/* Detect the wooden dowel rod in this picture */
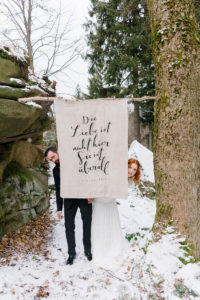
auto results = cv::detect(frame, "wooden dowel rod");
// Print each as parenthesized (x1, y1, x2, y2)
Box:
(18, 96, 157, 103)
(18, 96, 64, 102)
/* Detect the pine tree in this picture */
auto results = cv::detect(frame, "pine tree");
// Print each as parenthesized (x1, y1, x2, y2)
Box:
(85, 0, 155, 143)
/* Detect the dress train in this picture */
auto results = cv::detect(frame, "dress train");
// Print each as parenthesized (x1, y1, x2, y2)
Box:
(91, 197, 127, 270)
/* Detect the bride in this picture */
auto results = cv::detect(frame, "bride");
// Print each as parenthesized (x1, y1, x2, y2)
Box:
(89, 158, 141, 270)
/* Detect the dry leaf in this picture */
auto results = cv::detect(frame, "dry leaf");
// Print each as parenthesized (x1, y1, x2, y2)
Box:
(54, 270, 59, 276)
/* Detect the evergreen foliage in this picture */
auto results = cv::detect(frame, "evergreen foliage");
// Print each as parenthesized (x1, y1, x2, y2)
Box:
(85, 0, 200, 127)
(84, 0, 155, 125)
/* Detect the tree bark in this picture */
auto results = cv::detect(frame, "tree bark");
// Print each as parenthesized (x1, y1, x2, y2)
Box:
(148, 0, 200, 255)
(133, 102, 141, 142)
(128, 102, 141, 147)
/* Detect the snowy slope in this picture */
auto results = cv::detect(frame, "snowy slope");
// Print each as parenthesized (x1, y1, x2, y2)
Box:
(0, 142, 200, 299)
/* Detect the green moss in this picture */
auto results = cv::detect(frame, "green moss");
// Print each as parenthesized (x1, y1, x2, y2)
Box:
(165, 0, 176, 10)
(4, 162, 33, 187)
(0, 204, 4, 219)
(160, 94, 167, 105)
(0, 49, 11, 59)
(142, 239, 153, 254)
(173, 284, 198, 298)
(178, 242, 200, 264)
(168, 220, 173, 226)
(0, 49, 27, 68)
(125, 232, 144, 242)
(148, 0, 200, 71)
(155, 199, 172, 222)
(28, 81, 35, 86)
(0, 86, 27, 100)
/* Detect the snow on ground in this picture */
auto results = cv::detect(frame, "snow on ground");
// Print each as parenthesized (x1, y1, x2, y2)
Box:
(0, 142, 200, 299)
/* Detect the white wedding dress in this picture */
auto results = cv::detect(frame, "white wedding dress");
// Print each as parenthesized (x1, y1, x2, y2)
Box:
(91, 197, 127, 270)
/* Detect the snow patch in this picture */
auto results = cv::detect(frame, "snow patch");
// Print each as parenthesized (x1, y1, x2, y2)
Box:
(9, 78, 23, 85)
(128, 102, 134, 114)
(25, 101, 42, 109)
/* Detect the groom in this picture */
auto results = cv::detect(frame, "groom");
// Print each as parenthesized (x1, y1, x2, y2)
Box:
(45, 146, 93, 265)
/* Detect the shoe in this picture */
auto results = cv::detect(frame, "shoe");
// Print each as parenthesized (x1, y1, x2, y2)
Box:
(66, 255, 76, 265)
(85, 252, 92, 261)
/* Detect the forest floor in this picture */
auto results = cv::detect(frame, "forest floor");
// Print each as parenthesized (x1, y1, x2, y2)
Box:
(0, 142, 200, 300)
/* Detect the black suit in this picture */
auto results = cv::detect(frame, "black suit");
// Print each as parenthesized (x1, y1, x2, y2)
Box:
(53, 163, 92, 256)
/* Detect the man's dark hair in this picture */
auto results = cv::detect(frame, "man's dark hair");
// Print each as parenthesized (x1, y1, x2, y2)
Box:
(44, 146, 57, 157)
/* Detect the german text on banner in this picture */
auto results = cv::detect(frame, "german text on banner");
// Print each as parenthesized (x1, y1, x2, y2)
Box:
(54, 99, 128, 198)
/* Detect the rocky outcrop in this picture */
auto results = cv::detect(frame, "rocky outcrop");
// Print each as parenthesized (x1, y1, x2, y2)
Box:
(0, 163, 49, 239)
(0, 99, 42, 141)
(0, 46, 55, 239)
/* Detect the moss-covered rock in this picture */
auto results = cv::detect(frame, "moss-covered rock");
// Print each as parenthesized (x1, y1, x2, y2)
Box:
(0, 86, 27, 100)
(4, 209, 37, 235)
(0, 157, 11, 182)
(0, 99, 42, 140)
(12, 140, 43, 168)
(0, 56, 28, 84)
(0, 163, 49, 239)
(0, 46, 55, 240)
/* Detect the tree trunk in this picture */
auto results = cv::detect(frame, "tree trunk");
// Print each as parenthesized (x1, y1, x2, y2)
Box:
(128, 102, 141, 147)
(26, 0, 34, 74)
(133, 102, 141, 142)
(148, 0, 200, 255)
(148, 125, 153, 152)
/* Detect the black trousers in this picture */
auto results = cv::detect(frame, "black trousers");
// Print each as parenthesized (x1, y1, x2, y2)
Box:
(64, 199, 92, 256)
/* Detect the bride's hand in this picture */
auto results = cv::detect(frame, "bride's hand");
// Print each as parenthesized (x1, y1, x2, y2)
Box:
(88, 198, 94, 204)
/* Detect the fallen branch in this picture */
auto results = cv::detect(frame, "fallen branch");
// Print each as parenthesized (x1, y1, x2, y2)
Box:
(101, 268, 125, 282)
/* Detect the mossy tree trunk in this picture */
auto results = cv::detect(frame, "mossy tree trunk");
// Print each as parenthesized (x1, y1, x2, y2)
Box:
(147, 0, 200, 255)
(133, 102, 141, 143)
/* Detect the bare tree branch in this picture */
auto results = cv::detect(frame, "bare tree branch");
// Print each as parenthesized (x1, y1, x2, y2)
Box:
(0, 0, 82, 77)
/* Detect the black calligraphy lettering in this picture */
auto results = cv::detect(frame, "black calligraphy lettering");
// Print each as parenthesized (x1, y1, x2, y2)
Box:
(106, 121, 112, 133)
(78, 151, 83, 165)
(71, 125, 80, 137)
(99, 148, 103, 160)
(104, 161, 109, 175)
(93, 134, 98, 147)
(83, 116, 89, 124)
(87, 137, 92, 151)
(83, 161, 89, 174)
(71, 115, 111, 176)
(89, 122, 97, 135)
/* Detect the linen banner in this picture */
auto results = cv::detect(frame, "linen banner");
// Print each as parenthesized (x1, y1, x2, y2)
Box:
(54, 99, 128, 198)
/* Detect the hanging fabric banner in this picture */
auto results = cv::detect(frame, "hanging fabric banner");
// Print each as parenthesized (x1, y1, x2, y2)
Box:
(54, 99, 128, 198)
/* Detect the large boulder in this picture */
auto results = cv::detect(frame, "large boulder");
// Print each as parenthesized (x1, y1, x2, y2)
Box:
(0, 99, 42, 140)
(0, 54, 28, 85)
(0, 163, 49, 239)
(0, 86, 27, 100)
(0, 46, 56, 239)
(12, 140, 43, 168)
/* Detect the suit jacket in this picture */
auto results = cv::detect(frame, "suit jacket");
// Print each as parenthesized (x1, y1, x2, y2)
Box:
(53, 163, 63, 211)
(52, 163, 88, 210)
